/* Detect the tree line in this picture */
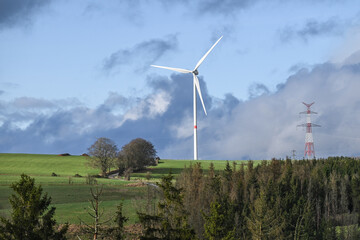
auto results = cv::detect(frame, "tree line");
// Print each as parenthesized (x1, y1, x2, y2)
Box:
(87, 137, 157, 178)
(139, 157, 360, 239)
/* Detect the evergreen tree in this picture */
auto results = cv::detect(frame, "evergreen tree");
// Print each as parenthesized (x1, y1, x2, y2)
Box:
(208, 162, 215, 178)
(302, 180, 318, 240)
(177, 163, 208, 237)
(246, 189, 284, 240)
(138, 173, 196, 240)
(352, 174, 360, 224)
(203, 200, 235, 240)
(223, 161, 233, 183)
(106, 203, 129, 240)
(0, 174, 68, 240)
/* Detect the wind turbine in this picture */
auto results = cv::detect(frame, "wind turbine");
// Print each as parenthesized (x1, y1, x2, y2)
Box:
(151, 36, 223, 160)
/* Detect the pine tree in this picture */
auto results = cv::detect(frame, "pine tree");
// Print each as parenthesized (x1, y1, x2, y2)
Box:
(178, 163, 207, 237)
(351, 174, 360, 225)
(246, 189, 284, 240)
(106, 203, 129, 240)
(203, 200, 235, 240)
(223, 161, 233, 182)
(0, 174, 68, 240)
(138, 173, 196, 240)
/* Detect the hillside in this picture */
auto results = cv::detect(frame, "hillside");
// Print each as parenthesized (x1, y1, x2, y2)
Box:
(0, 153, 242, 224)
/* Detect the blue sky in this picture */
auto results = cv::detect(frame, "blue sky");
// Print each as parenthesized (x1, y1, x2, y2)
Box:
(1, 0, 360, 160)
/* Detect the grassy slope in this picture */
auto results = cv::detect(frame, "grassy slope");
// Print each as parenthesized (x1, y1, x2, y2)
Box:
(0, 153, 98, 176)
(0, 153, 254, 225)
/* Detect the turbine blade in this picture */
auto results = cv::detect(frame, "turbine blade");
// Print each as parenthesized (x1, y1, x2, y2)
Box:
(193, 74, 207, 115)
(151, 65, 192, 74)
(194, 36, 223, 71)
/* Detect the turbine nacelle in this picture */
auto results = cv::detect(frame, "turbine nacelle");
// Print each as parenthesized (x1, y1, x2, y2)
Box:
(193, 69, 199, 75)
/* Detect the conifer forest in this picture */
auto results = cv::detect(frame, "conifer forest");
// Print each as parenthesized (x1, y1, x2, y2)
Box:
(141, 157, 360, 240)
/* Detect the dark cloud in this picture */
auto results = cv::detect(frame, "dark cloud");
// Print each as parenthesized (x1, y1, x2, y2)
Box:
(275, 83, 285, 91)
(198, 0, 257, 15)
(89, 0, 257, 19)
(0, 0, 51, 30)
(103, 35, 178, 73)
(3, 50, 360, 159)
(248, 83, 270, 99)
(280, 17, 345, 43)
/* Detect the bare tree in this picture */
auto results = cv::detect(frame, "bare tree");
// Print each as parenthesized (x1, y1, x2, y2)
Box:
(88, 137, 118, 177)
(89, 187, 102, 240)
(79, 186, 109, 240)
(78, 186, 128, 240)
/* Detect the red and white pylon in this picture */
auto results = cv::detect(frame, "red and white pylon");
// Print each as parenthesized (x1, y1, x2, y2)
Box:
(297, 102, 320, 158)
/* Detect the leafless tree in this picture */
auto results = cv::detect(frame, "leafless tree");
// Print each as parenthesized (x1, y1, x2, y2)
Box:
(88, 137, 118, 177)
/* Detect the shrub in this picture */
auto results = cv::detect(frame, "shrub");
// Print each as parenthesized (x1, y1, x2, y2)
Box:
(146, 171, 151, 181)
(59, 153, 71, 156)
(86, 174, 97, 185)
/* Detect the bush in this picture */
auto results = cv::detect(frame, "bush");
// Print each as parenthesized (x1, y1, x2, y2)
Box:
(146, 171, 151, 181)
(59, 153, 71, 156)
(74, 173, 82, 178)
(51, 172, 58, 177)
(86, 174, 97, 185)
(155, 157, 160, 165)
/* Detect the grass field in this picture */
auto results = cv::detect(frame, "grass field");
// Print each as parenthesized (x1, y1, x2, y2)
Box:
(0, 153, 98, 177)
(0, 153, 253, 225)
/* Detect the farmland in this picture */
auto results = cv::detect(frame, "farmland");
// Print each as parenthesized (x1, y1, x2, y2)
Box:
(0, 153, 247, 224)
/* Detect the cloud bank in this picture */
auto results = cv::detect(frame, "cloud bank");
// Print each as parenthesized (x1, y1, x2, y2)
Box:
(103, 35, 178, 73)
(0, 0, 51, 30)
(2, 48, 360, 159)
(280, 17, 346, 43)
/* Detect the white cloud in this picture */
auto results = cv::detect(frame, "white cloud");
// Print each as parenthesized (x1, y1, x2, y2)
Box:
(170, 113, 193, 139)
(147, 91, 171, 117)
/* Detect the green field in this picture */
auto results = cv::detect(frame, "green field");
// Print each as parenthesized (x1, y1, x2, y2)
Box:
(0, 153, 98, 177)
(0, 153, 249, 225)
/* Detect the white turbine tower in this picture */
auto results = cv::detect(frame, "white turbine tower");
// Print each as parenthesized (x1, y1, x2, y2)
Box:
(151, 36, 223, 160)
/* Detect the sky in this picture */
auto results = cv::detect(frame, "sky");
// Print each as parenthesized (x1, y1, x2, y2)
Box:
(1, 0, 360, 160)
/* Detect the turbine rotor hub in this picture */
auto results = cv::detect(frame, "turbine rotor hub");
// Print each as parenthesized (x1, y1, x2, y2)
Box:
(193, 69, 199, 75)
